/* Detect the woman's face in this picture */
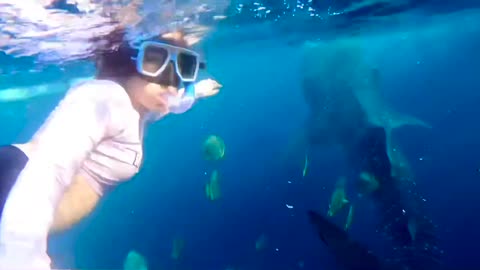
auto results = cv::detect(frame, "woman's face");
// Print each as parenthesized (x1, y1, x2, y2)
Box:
(141, 81, 178, 113)
(126, 67, 180, 114)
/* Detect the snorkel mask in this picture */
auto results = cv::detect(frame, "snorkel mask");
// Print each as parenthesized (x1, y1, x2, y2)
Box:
(131, 38, 206, 87)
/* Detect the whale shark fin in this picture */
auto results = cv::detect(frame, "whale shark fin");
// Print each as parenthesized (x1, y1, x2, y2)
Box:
(371, 68, 432, 132)
(388, 111, 432, 131)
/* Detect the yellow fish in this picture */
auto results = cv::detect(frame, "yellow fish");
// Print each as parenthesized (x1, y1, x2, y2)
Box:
(171, 238, 185, 260)
(358, 171, 380, 194)
(123, 250, 148, 270)
(408, 217, 417, 242)
(328, 177, 349, 217)
(203, 135, 226, 161)
(302, 152, 309, 177)
(344, 204, 354, 230)
(255, 233, 268, 251)
(205, 169, 221, 201)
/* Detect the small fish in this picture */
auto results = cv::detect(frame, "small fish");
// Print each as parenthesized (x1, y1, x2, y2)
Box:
(205, 182, 212, 200)
(255, 233, 268, 251)
(328, 177, 349, 217)
(407, 217, 417, 242)
(203, 135, 225, 161)
(205, 169, 221, 201)
(345, 204, 354, 230)
(123, 250, 148, 270)
(171, 238, 185, 260)
(358, 171, 380, 194)
(302, 152, 309, 177)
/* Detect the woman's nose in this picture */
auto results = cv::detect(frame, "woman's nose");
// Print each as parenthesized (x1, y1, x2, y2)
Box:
(163, 61, 180, 87)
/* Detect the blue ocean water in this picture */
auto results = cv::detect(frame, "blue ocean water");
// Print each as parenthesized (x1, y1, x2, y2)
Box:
(1, 1, 480, 269)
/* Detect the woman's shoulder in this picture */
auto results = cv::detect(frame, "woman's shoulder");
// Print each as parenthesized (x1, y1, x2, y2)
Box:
(68, 79, 125, 98)
(66, 79, 131, 107)
(54, 79, 132, 134)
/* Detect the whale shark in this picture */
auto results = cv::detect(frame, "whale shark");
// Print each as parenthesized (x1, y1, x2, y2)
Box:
(298, 38, 444, 270)
(299, 37, 430, 171)
(308, 210, 447, 270)
(307, 210, 405, 270)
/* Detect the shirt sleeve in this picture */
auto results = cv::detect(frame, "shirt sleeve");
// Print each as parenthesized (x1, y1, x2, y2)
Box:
(167, 83, 196, 114)
(0, 81, 115, 268)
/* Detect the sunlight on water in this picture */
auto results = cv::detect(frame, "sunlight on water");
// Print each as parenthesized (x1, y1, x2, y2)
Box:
(0, 0, 478, 99)
(0, 0, 449, 68)
(0, 0, 230, 64)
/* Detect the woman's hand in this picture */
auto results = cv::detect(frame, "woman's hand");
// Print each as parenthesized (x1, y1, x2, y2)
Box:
(195, 79, 222, 98)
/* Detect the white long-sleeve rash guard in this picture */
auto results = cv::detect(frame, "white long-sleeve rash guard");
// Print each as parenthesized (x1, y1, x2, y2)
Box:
(0, 79, 197, 269)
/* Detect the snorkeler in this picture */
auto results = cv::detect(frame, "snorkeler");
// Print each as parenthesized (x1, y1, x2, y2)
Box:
(0, 29, 221, 269)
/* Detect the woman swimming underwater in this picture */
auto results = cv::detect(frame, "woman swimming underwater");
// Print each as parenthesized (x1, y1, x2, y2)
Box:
(0, 28, 221, 269)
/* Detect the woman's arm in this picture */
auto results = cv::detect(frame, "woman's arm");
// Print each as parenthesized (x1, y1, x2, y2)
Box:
(50, 174, 100, 233)
(0, 80, 118, 269)
(167, 83, 196, 114)
(168, 79, 222, 114)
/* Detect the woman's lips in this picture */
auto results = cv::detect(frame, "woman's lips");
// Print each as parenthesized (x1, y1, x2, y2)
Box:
(158, 94, 167, 103)
(155, 95, 168, 110)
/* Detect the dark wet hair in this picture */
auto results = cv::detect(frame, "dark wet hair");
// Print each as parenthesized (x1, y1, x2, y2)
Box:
(93, 28, 136, 80)
(93, 29, 195, 86)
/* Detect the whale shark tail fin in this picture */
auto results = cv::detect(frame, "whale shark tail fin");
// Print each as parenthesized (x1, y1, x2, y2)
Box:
(370, 67, 432, 132)
(387, 111, 432, 132)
